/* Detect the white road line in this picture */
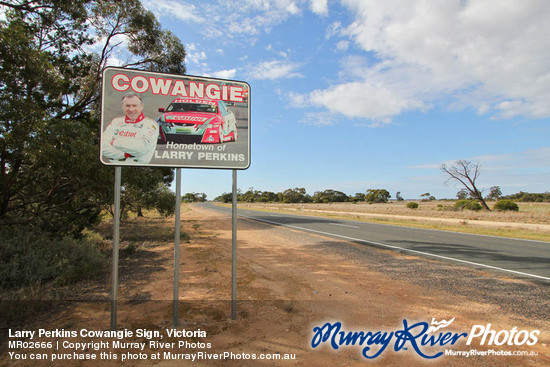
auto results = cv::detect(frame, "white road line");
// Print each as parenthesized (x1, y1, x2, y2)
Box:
(329, 223, 359, 229)
(239, 214, 550, 282)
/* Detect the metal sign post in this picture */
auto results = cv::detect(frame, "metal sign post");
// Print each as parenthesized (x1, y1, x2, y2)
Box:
(111, 166, 122, 330)
(232, 170, 238, 320)
(173, 168, 182, 327)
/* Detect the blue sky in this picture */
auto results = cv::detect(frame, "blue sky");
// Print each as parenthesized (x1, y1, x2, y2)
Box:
(143, 0, 550, 200)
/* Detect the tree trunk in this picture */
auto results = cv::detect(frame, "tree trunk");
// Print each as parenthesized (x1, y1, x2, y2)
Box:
(475, 193, 491, 211)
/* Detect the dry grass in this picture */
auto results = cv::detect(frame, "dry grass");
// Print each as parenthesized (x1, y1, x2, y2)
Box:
(246, 201, 550, 224)
(95, 209, 191, 244)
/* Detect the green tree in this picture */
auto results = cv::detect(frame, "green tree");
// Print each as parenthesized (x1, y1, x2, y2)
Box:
(182, 192, 207, 203)
(195, 193, 207, 202)
(149, 184, 176, 217)
(118, 167, 174, 217)
(241, 187, 261, 202)
(214, 192, 233, 203)
(0, 0, 186, 236)
(260, 191, 278, 203)
(486, 186, 502, 201)
(312, 189, 349, 203)
(365, 189, 391, 203)
(499, 191, 550, 202)
(182, 193, 197, 203)
(350, 193, 366, 203)
(420, 193, 435, 201)
(281, 188, 310, 203)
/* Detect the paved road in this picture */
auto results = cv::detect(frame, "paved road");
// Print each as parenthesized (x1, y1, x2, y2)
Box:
(202, 202, 550, 282)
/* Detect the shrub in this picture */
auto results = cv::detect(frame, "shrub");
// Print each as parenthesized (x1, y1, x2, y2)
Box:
(0, 228, 106, 289)
(494, 200, 519, 211)
(454, 199, 470, 210)
(454, 199, 482, 211)
(406, 202, 419, 209)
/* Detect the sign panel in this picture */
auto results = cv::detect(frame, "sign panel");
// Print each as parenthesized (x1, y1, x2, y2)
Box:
(100, 67, 250, 169)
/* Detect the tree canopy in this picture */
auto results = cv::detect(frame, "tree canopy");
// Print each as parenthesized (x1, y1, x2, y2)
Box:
(365, 189, 391, 203)
(215, 187, 393, 204)
(312, 189, 349, 203)
(0, 0, 186, 236)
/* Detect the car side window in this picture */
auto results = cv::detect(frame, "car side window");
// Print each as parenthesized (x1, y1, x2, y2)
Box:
(219, 101, 229, 116)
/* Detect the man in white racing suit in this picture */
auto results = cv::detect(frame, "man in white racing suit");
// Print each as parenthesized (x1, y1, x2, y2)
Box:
(101, 92, 159, 164)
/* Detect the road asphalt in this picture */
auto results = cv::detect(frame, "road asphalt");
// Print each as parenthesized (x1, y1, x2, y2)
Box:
(203, 202, 550, 282)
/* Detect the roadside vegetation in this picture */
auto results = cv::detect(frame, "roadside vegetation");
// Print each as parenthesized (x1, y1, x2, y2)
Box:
(216, 186, 549, 206)
(231, 200, 550, 242)
(0, 227, 106, 290)
(0, 0, 187, 318)
(216, 186, 550, 242)
(0, 209, 184, 329)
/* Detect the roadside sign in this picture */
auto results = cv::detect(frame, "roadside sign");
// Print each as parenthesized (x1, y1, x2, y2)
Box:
(100, 67, 250, 170)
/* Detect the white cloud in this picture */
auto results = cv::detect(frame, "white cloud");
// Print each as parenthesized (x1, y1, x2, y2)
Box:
(310, 0, 328, 16)
(300, 112, 337, 126)
(202, 0, 303, 38)
(298, 0, 550, 122)
(212, 69, 237, 79)
(308, 80, 426, 120)
(143, 0, 203, 22)
(281, 0, 300, 15)
(144, 0, 306, 40)
(248, 60, 303, 80)
(186, 43, 207, 65)
(336, 40, 349, 51)
(288, 91, 307, 105)
(326, 22, 342, 39)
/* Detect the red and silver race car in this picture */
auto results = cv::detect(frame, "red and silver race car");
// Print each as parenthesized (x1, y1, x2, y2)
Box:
(157, 98, 238, 144)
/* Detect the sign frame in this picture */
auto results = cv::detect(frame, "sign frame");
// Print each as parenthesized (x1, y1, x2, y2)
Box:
(100, 67, 251, 170)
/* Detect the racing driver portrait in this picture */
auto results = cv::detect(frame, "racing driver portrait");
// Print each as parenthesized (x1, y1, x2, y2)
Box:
(101, 92, 159, 164)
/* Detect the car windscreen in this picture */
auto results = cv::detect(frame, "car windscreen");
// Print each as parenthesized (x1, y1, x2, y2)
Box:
(167, 102, 218, 114)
